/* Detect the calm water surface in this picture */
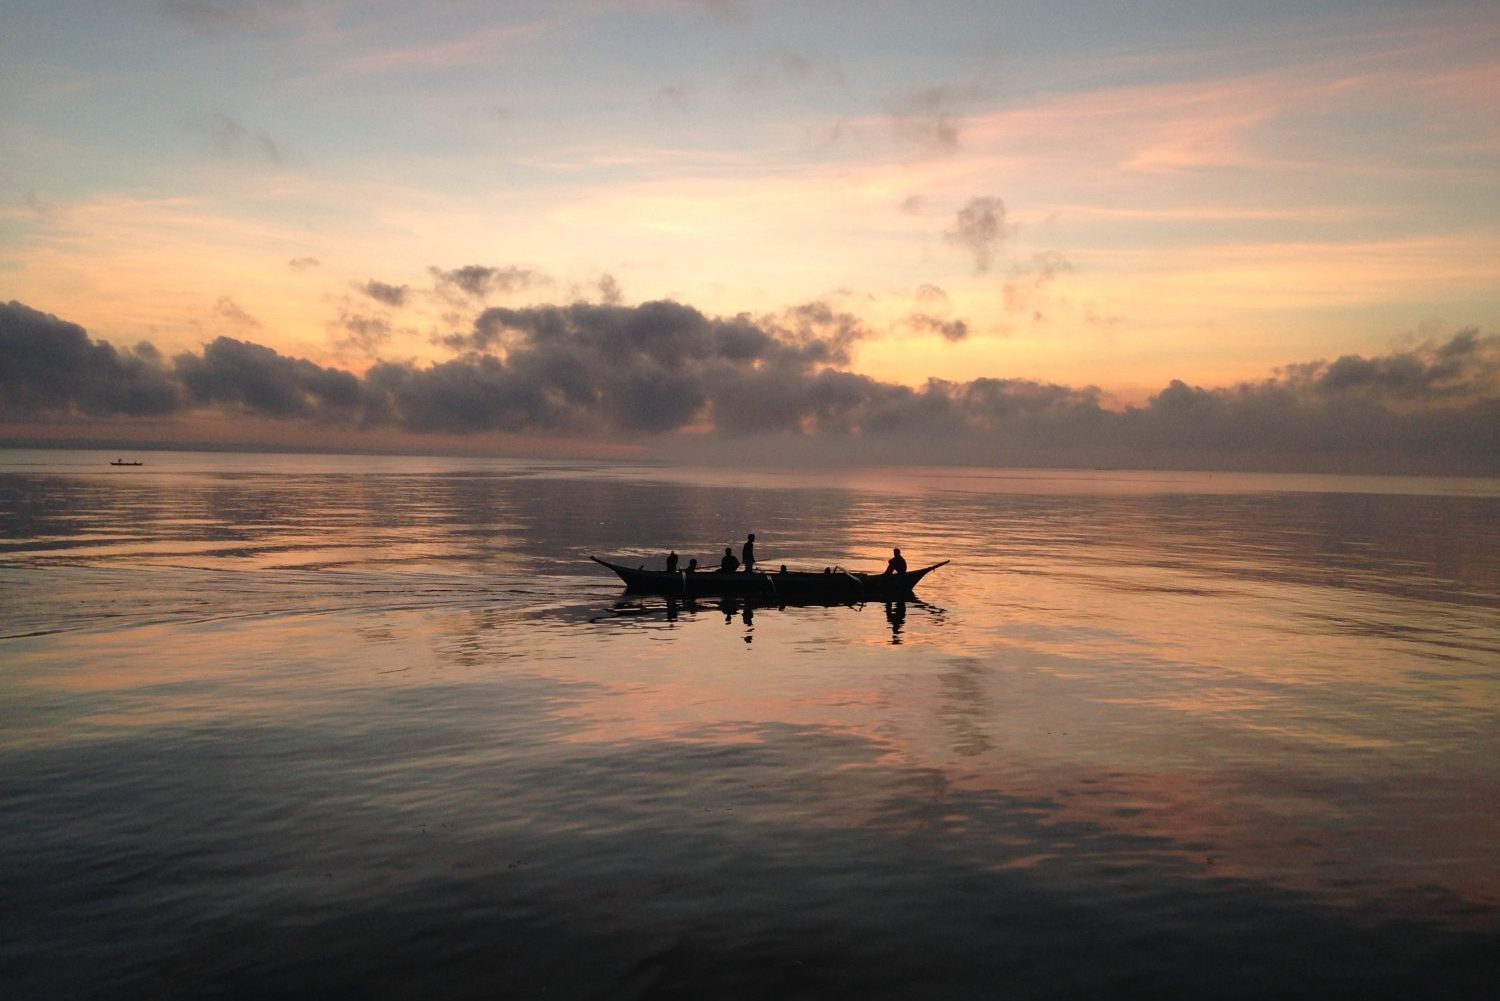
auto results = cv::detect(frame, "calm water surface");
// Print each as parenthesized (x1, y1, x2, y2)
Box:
(2, 449, 1498, 999)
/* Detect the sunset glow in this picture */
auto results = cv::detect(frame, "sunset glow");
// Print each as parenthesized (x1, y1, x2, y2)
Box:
(3, 1, 1498, 469)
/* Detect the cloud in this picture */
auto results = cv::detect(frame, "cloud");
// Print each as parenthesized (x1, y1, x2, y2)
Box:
(430, 264, 550, 301)
(736, 46, 845, 97)
(360, 280, 408, 307)
(907, 286, 967, 340)
(596, 274, 624, 305)
(331, 24, 537, 79)
(175, 337, 360, 419)
(947, 197, 1010, 274)
(656, 84, 697, 110)
(886, 84, 984, 154)
(23, 190, 53, 217)
(192, 114, 285, 164)
(424, 299, 871, 434)
(1003, 250, 1073, 318)
(0, 301, 180, 417)
(160, 0, 301, 34)
(287, 256, 321, 271)
(767, 300, 870, 366)
(333, 314, 393, 356)
(212, 296, 261, 329)
(667, 0, 748, 24)
(907, 313, 969, 342)
(1105, 330, 1500, 464)
(4, 298, 1497, 474)
(1085, 305, 1126, 328)
(1278, 328, 1500, 405)
(457, 301, 714, 356)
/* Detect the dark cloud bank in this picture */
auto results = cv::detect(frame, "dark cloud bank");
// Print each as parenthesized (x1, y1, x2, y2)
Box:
(3, 299, 1497, 474)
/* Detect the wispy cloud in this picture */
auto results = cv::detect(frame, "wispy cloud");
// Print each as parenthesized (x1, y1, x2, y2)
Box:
(211, 295, 261, 329)
(735, 46, 846, 97)
(332, 312, 393, 356)
(906, 313, 969, 342)
(190, 114, 287, 164)
(430, 265, 551, 302)
(1003, 251, 1073, 319)
(655, 83, 697, 110)
(332, 23, 541, 78)
(160, 0, 304, 35)
(360, 280, 408, 307)
(885, 83, 986, 155)
(946, 197, 1010, 274)
(958, 25, 1500, 180)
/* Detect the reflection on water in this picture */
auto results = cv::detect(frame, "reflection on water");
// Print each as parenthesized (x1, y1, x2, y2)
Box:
(593, 595, 939, 648)
(2, 450, 1499, 999)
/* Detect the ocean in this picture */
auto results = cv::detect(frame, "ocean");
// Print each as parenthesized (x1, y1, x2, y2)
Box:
(2, 449, 1498, 999)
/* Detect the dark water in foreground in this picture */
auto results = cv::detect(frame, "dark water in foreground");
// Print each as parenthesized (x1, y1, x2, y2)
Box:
(2, 450, 1498, 999)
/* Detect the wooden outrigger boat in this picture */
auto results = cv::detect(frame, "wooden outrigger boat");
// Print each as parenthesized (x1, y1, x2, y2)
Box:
(591, 556, 948, 600)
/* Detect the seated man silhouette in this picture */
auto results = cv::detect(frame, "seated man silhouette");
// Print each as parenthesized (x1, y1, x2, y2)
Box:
(718, 547, 740, 573)
(884, 548, 907, 575)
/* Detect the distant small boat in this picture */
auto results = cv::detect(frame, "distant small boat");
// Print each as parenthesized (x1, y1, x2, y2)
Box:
(592, 556, 948, 600)
(109, 459, 144, 466)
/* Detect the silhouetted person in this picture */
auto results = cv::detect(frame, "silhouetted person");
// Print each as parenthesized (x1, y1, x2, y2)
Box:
(741, 533, 756, 572)
(885, 548, 907, 575)
(719, 547, 739, 573)
(666, 550, 679, 573)
(685, 558, 698, 573)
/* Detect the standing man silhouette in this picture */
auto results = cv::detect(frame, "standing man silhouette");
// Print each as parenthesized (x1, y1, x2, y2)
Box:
(741, 533, 756, 573)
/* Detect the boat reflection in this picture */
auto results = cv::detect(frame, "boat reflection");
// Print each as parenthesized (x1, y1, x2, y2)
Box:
(595, 593, 943, 645)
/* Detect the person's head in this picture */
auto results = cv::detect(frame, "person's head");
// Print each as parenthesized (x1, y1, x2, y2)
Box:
(893, 547, 902, 556)
(725, 547, 733, 555)
(748, 533, 755, 542)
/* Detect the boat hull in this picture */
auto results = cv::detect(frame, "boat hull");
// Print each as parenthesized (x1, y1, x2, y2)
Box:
(591, 556, 947, 600)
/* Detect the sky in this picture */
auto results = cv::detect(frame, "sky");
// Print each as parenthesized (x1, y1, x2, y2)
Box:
(2, 0, 1498, 471)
